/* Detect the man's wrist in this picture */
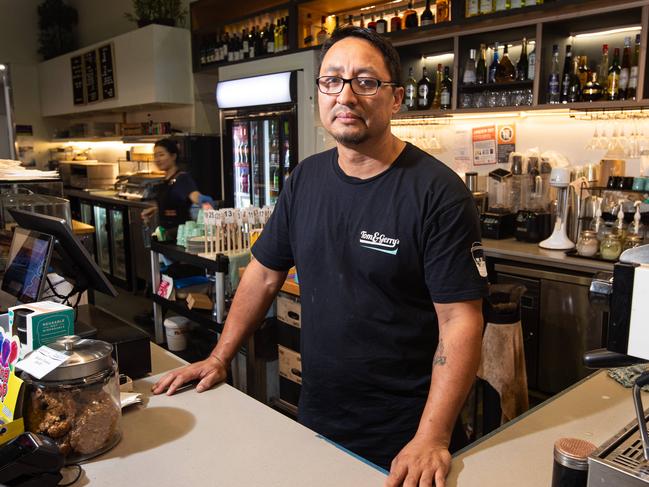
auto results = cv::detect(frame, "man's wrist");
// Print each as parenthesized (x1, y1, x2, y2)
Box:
(209, 353, 228, 369)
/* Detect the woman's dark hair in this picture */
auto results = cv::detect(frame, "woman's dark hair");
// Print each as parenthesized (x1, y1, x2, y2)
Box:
(319, 26, 402, 86)
(154, 138, 179, 157)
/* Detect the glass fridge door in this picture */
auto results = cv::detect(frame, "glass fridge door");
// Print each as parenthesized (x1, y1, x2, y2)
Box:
(254, 117, 280, 207)
(232, 120, 251, 208)
(109, 208, 127, 281)
(250, 120, 262, 208)
(93, 205, 111, 275)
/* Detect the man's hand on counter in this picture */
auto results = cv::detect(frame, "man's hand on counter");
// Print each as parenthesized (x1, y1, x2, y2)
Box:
(384, 436, 451, 487)
(151, 355, 227, 396)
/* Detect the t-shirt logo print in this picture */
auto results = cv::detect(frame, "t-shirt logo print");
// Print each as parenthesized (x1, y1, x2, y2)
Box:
(359, 230, 400, 255)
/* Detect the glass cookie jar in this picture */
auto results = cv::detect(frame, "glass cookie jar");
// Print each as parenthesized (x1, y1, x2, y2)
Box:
(576, 230, 599, 258)
(600, 233, 622, 261)
(21, 336, 121, 463)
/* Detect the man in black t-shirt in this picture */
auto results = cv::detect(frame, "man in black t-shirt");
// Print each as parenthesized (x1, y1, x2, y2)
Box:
(154, 27, 487, 487)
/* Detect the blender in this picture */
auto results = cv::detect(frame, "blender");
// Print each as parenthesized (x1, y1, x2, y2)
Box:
(539, 167, 575, 250)
(481, 168, 516, 239)
(514, 156, 553, 242)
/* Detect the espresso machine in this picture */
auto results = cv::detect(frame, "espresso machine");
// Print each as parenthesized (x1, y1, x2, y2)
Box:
(481, 168, 516, 239)
(584, 245, 649, 486)
(514, 155, 553, 243)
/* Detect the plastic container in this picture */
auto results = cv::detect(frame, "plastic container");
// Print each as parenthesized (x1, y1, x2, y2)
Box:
(164, 316, 190, 351)
(21, 336, 121, 464)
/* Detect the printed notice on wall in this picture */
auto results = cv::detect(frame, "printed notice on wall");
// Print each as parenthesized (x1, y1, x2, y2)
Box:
(472, 126, 497, 166)
(453, 128, 472, 170)
(497, 124, 516, 163)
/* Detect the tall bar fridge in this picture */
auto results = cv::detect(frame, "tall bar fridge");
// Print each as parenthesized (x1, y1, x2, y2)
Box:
(216, 71, 298, 208)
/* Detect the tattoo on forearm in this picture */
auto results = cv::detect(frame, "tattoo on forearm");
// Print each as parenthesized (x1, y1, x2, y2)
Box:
(433, 340, 447, 367)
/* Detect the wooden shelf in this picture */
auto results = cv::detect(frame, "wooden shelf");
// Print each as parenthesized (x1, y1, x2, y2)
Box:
(196, 45, 318, 73)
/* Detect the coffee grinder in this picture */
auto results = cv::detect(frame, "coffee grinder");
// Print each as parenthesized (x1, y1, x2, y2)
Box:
(514, 156, 553, 243)
(481, 168, 515, 239)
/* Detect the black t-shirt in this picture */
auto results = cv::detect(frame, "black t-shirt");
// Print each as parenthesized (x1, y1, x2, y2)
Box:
(155, 171, 198, 229)
(252, 142, 488, 469)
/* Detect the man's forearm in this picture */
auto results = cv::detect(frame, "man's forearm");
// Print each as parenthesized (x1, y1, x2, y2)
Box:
(211, 258, 287, 366)
(416, 302, 483, 445)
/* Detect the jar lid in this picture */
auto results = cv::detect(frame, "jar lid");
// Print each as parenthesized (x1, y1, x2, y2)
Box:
(30, 336, 114, 381)
(580, 230, 597, 238)
(626, 234, 644, 242)
(553, 438, 597, 471)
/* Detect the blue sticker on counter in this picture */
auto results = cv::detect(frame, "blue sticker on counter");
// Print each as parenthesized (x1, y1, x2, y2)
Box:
(315, 434, 389, 475)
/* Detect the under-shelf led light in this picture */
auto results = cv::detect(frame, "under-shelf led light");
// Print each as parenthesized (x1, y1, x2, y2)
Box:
(573, 25, 641, 39)
(423, 53, 454, 62)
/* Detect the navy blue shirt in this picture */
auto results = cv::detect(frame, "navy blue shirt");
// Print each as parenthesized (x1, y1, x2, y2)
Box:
(156, 171, 198, 228)
(252, 143, 487, 468)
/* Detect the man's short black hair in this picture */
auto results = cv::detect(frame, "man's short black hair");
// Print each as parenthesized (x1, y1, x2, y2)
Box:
(319, 26, 402, 87)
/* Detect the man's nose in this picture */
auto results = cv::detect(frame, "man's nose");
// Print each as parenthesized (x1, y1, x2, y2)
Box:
(336, 81, 358, 105)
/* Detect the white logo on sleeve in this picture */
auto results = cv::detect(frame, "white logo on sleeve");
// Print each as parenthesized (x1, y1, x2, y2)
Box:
(471, 242, 488, 278)
(359, 231, 400, 255)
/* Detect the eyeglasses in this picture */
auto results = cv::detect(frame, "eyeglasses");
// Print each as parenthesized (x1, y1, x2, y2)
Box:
(316, 76, 399, 96)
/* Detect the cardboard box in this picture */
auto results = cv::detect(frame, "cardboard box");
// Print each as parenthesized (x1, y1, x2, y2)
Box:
(8, 302, 75, 356)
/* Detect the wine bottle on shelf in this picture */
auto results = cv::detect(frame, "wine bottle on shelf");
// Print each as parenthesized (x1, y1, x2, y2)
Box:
(404, 67, 418, 110)
(360, 13, 365, 28)
(283, 18, 290, 51)
(376, 13, 388, 34)
(607, 48, 621, 101)
(242, 28, 249, 59)
(316, 16, 328, 45)
(391, 10, 402, 32)
(304, 14, 313, 47)
(404, 1, 419, 29)
(567, 56, 581, 103)
(480, 0, 494, 14)
(560, 44, 573, 103)
(495, 0, 510, 12)
(433, 63, 444, 108)
(417, 66, 433, 110)
(440, 66, 452, 109)
(368, 15, 377, 31)
(598, 44, 609, 94)
(488, 43, 500, 84)
(346, 15, 354, 27)
(476, 43, 487, 84)
(436, 0, 450, 23)
(619, 36, 632, 100)
(262, 22, 270, 53)
(497, 43, 515, 82)
(547, 44, 560, 104)
(466, 0, 480, 17)
(463, 48, 477, 84)
(267, 21, 275, 53)
(577, 55, 588, 89)
(516, 37, 528, 81)
(421, 0, 435, 26)
(334, 15, 340, 33)
(248, 27, 256, 58)
(527, 41, 535, 80)
(582, 72, 603, 102)
(628, 34, 640, 100)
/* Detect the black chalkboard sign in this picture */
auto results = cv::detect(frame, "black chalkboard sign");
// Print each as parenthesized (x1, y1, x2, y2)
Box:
(98, 43, 116, 101)
(70, 55, 85, 105)
(83, 50, 99, 103)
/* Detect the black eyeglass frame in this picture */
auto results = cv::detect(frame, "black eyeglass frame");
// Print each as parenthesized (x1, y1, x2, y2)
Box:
(315, 76, 400, 96)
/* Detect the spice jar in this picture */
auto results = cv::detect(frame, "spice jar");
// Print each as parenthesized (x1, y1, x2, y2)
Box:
(551, 437, 597, 487)
(600, 233, 622, 261)
(623, 234, 644, 252)
(576, 230, 599, 257)
(21, 336, 121, 463)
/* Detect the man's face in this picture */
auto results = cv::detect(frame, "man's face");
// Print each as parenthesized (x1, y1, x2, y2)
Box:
(318, 37, 404, 146)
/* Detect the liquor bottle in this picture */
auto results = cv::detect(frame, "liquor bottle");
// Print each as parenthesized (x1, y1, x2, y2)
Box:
(476, 43, 487, 84)
(391, 10, 402, 32)
(488, 43, 500, 84)
(436, 0, 450, 23)
(376, 13, 388, 34)
(463, 48, 477, 84)
(466, 0, 479, 17)
(283, 17, 289, 51)
(582, 72, 603, 102)
(304, 14, 313, 47)
(404, 67, 418, 110)
(560, 45, 573, 103)
(619, 36, 632, 99)
(404, 1, 419, 29)
(421, 0, 435, 26)
(440, 66, 452, 109)
(547, 44, 560, 104)
(598, 44, 609, 94)
(607, 48, 621, 101)
(527, 42, 536, 80)
(359, 13, 365, 28)
(495, 0, 510, 11)
(346, 15, 354, 27)
(248, 27, 256, 58)
(497, 43, 515, 82)
(222, 32, 230, 61)
(368, 15, 377, 31)
(267, 21, 275, 53)
(417, 66, 433, 110)
(516, 37, 529, 81)
(480, 0, 494, 14)
(262, 22, 270, 53)
(316, 16, 328, 45)
(577, 55, 588, 89)
(433, 63, 444, 108)
(242, 28, 249, 59)
(567, 56, 581, 103)
(628, 34, 640, 100)
(335, 15, 340, 32)
(274, 21, 282, 53)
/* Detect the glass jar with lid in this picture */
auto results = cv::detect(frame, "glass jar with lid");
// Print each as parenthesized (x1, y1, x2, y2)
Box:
(576, 230, 599, 257)
(600, 233, 622, 261)
(623, 234, 645, 252)
(21, 336, 121, 463)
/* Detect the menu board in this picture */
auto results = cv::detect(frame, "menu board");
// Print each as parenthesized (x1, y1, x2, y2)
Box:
(83, 50, 99, 103)
(70, 55, 85, 105)
(98, 43, 116, 101)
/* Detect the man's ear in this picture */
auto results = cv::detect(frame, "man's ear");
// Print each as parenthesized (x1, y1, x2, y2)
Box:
(392, 86, 405, 113)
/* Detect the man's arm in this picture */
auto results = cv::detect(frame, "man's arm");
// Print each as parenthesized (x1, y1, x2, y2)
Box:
(152, 258, 288, 395)
(385, 299, 483, 487)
